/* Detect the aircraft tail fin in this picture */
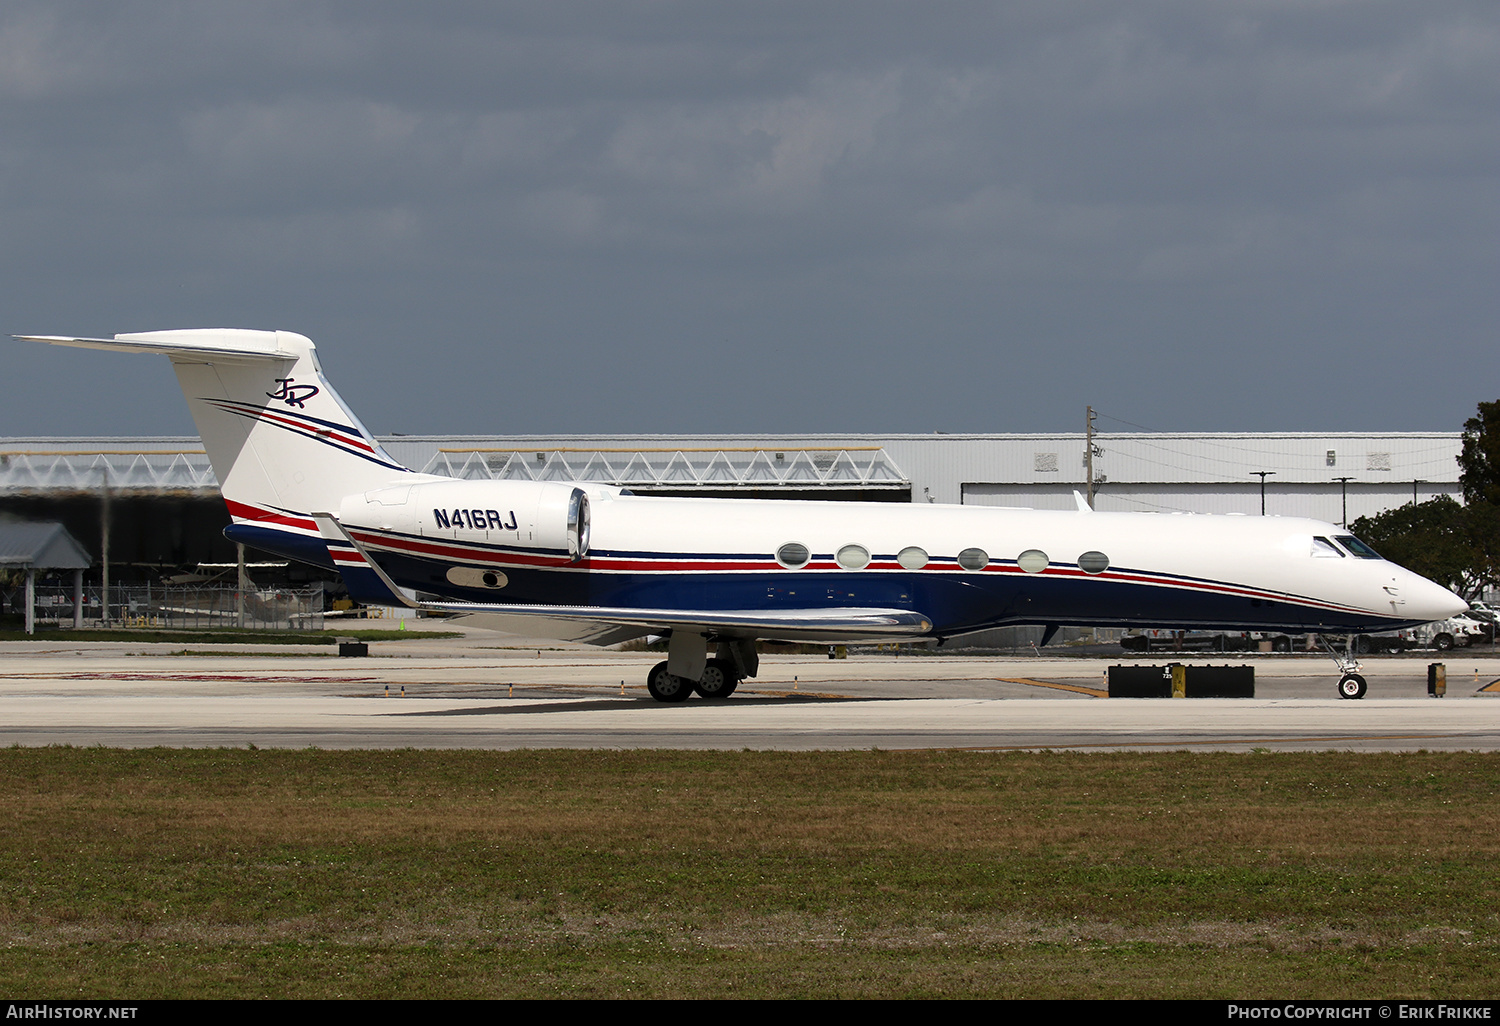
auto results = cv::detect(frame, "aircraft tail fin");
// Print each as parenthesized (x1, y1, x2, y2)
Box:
(19, 330, 413, 523)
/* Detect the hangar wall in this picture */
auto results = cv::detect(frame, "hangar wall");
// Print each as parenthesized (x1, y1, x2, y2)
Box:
(379, 431, 1461, 523)
(0, 431, 1464, 578)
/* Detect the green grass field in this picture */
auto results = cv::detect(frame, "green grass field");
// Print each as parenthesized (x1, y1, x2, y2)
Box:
(0, 748, 1494, 998)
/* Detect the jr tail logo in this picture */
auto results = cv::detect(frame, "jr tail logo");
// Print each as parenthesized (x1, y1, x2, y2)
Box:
(267, 378, 320, 408)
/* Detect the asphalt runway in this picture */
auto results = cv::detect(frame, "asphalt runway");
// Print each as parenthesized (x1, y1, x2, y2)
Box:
(3, 635, 1498, 751)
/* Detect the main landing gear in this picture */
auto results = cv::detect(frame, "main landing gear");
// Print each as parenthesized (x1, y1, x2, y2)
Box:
(1319, 633, 1368, 700)
(647, 658, 740, 702)
(645, 634, 759, 703)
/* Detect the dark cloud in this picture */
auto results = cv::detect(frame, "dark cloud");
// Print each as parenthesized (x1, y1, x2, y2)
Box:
(2, 1, 1496, 436)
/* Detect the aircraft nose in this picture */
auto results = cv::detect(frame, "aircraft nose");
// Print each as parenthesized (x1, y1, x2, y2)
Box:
(1396, 570, 1467, 622)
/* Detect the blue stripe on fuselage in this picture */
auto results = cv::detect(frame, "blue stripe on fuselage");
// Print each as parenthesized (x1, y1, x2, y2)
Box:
(225, 524, 1425, 635)
(366, 546, 1418, 635)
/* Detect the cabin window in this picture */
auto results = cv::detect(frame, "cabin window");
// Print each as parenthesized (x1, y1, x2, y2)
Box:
(1077, 551, 1110, 574)
(1311, 536, 1344, 558)
(836, 544, 871, 570)
(776, 542, 811, 569)
(1335, 535, 1383, 559)
(897, 546, 929, 570)
(1017, 549, 1049, 573)
(957, 547, 989, 571)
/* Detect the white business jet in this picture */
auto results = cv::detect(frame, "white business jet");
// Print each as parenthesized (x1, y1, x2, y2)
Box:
(20, 329, 1466, 700)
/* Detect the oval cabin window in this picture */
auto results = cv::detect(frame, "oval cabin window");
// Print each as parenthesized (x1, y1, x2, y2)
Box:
(1017, 549, 1049, 573)
(776, 542, 811, 569)
(957, 547, 990, 571)
(836, 544, 871, 570)
(897, 546, 929, 570)
(1077, 551, 1110, 574)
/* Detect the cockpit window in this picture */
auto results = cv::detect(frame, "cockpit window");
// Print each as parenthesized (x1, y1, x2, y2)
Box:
(1311, 536, 1344, 558)
(1334, 534, 1382, 559)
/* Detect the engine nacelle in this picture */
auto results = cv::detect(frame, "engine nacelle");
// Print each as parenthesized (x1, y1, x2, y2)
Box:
(340, 478, 604, 561)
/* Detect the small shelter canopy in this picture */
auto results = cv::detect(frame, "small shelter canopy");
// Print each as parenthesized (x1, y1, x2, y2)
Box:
(0, 521, 91, 634)
(0, 521, 91, 570)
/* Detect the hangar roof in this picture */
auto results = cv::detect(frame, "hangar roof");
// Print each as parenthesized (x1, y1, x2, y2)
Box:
(0, 432, 1463, 503)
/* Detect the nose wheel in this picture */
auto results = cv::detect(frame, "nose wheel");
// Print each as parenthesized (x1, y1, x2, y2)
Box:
(1337, 673, 1368, 700)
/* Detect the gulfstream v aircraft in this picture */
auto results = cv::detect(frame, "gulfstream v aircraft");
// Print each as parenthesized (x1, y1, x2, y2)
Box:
(22, 329, 1466, 701)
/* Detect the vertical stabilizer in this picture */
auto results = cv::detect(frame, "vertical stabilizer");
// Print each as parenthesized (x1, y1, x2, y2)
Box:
(19, 329, 416, 523)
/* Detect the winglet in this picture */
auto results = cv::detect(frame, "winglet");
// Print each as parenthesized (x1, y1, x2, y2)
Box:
(1073, 490, 1092, 512)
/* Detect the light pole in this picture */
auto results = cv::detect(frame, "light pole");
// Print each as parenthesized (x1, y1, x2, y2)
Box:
(99, 465, 110, 625)
(1252, 471, 1276, 515)
(1333, 476, 1354, 527)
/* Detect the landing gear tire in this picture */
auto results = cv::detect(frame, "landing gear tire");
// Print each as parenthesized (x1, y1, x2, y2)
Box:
(1337, 673, 1368, 700)
(646, 660, 693, 703)
(694, 658, 739, 699)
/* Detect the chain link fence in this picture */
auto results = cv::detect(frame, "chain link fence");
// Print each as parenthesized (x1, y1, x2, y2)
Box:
(3, 582, 324, 631)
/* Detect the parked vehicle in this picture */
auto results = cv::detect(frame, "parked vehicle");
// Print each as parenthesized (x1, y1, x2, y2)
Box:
(1119, 629, 1253, 652)
(1423, 614, 1488, 650)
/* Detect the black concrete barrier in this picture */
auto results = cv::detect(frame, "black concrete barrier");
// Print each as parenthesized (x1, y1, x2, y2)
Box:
(1108, 663, 1254, 698)
(1187, 664, 1255, 698)
(1108, 664, 1173, 698)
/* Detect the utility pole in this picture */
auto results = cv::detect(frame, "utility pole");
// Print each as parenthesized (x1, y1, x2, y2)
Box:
(1333, 477, 1354, 527)
(1412, 480, 1424, 505)
(1252, 471, 1276, 515)
(236, 542, 247, 629)
(1085, 406, 1098, 509)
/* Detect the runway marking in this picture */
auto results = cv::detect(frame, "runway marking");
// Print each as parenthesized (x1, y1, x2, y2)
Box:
(0, 671, 385, 684)
(1477, 679, 1500, 693)
(745, 689, 858, 700)
(941, 733, 1472, 752)
(995, 677, 1109, 698)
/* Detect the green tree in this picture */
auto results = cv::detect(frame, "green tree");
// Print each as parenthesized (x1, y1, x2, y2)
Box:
(1458, 400, 1500, 506)
(1350, 496, 1489, 600)
(1455, 400, 1500, 599)
(1350, 399, 1500, 601)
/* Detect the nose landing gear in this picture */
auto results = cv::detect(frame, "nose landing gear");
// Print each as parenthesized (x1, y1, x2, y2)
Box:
(1319, 633, 1369, 699)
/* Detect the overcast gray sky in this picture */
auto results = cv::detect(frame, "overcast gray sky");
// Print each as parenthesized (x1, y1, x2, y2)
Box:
(2, 1, 1495, 438)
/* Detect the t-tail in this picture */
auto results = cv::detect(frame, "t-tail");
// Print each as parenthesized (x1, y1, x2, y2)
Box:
(18, 329, 425, 566)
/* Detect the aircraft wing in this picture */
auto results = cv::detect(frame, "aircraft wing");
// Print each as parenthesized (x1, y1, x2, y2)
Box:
(426, 602, 933, 646)
(311, 510, 932, 644)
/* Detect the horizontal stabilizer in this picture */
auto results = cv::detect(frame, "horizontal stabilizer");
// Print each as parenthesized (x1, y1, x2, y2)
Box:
(17, 330, 300, 362)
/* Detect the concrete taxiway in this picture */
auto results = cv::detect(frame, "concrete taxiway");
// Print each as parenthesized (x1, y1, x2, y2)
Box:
(2, 635, 1498, 751)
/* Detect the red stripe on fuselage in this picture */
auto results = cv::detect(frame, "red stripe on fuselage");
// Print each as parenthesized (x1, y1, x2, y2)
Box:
(224, 499, 319, 532)
(340, 525, 1374, 618)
